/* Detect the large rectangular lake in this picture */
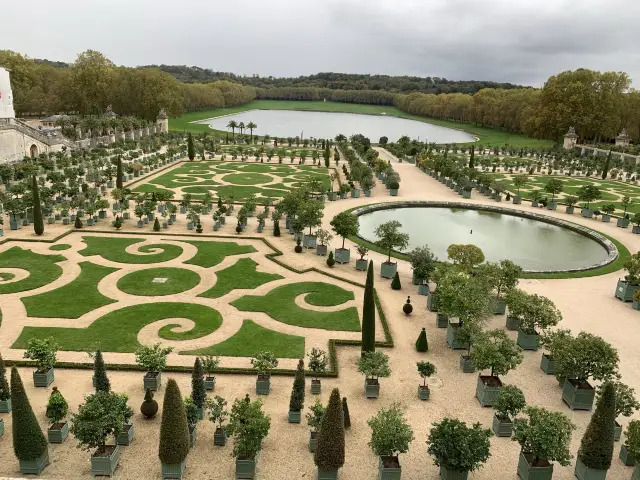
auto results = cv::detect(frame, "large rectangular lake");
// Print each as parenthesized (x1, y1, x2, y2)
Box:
(196, 109, 476, 143)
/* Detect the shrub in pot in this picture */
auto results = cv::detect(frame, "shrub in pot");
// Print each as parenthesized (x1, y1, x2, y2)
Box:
(158, 380, 190, 479)
(115, 394, 135, 446)
(621, 420, 640, 467)
(205, 395, 228, 447)
(316, 228, 332, 256)
(46, 387, 69, 443)
(575, 381, 616, 479)
(368, 403, 414, 480)
(564, 195, 578, 213)
(355, 245, 369, 271)
(491, 385, 525, 437)
(596, 381, 640, 442)
(0, 354, 11, 413)
(446, 244, 485, 273)
(330, 211, 359, 264)
(415, 328, 428, 353)
(408, 244, 437, 289)
(140, 388, 158, 419)
(135, 343, 173, 391)
(307, 348, 329, 394)
(616, 251, 640, 301)
(538, 328, 573, 375)
(191, 358, 206, 421)
(426, 417, 492, 479)
(288, 360, 306, 423)
(478, 259, 522, 315)
(617, 196, 633, 227)
(227, 396, 271, 479)
(10, 367, 49, 475)
(251, 351, 278, 395)
(306, 399, 326, 453)
(23, 337, 58, 388)
(512, 406, 576, 480)
(314, 388, 345, 480)
(375, 220, 409, 278)
(512, 291, 562, 351)
(183, 397, 199, 448)
(358, 351, 391, 399)
(201, 355, 220, 391)
(417, 361, 436, 400)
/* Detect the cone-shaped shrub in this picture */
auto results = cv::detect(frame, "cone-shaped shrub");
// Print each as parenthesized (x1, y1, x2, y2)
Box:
(94, 350, 110, 393)
(191, 358, 206, 409)
(153, 218, 160, 232)
(11, 367, 47, 461)
(187, 133, 195, 161)
(315, 388, 345, 470)
(159, 379, 190, 465)
(273, 221, 281, 237)
(578, 380, 616, 470)
(32, 176, 44, 236)
(0, 354, 10, 401)
(391, 272, 401, 290)
(289, 360, 306, 412)
(342, 397, 351, 429)
(416, 328, 429, 352)
(116, 157, 123, 189)
(361, 260, 376, 354)
(74, 215, 83, 228)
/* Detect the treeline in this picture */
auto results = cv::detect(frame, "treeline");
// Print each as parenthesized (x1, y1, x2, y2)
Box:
(255, 87, 395, 105)
(146, 66, 524, 94)
(0, 50, 256, 119)
(395, 69, 640, 143)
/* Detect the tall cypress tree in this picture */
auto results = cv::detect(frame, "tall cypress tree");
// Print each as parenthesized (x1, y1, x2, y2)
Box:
(342, 397, 351, 429)
(187, 133, 195, 161)
(469, 146, 475, 169)
(0, 354, 9, 402)
(361, 260, 376, 354)
(159, 379, 190, 465)
(32, 175, 44, 236)
(314, 388, 345, 471)
(11, 367, 48, 462)
(116, 156, 123, 189)
(191, 358, 206, 410)
(601, 150, 612, 180)
(93, 350, 110, 393)
(289, 359, 306, 413)
(578, 381, 616, 470)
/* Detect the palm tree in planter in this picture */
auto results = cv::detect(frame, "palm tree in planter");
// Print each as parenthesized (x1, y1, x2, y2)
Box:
(513, 293, 562, 351)
(472, 329, 523, 407)
(575, 381, 616, 479)
(358, 351, 391, 399)
(329, 211, 359, 264)
(158, 379, 190, 479)
(23, 337, 58, 387)
(491, 385, 525, 437)
(618, 196, 634, 227)
(201, 355, 220, 391)
(315, 388, 345, 480)
(512, 406, 575, 480)
(539, 328, 573, 375)
(307, 348, 329, 394)
(288, 360, 306, 423)
(251, 351, 278, 395)
(11, 368, 49, 475)
(191, 358, 206, 420)
(375, 220, 410, 278)
(596, 381, 640, 442)
(368, 403, 414, 480)
(0, 354, 11, 413)
(70, 390, 129, 477)
(478, 259, 522, 314)
(306, 399, 326, 453)
(621, 420, 640, 468)
(205, 395, 228, 446)
(617, 252, 640, 301)
(417, 361, 436, 401)
(426, 417, 492, 480)
(135, 343, 173, 391)
(227, 396, 271, 479)
(555, 332, 619, 411)
(45, 387, 69, 443)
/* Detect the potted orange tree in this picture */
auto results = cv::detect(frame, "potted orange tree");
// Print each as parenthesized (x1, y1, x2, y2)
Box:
(306, 399, 326, 453)
(46, 387, 69, 443)
(417, 361, 436, 401)
(206, 395, 228, 447)
(23, 337, 58, 388)
(228, 396, 271, 479)
(368, 403, 414, 480)
(307, 348, 328, 394)
(491, 385, 525, 437)
(251, 351, 278, 395)
(616, 251, 640, 302)
(135, 343, 173, 392)
(375, 220, 409, 279)
(358, 351, 391, 399)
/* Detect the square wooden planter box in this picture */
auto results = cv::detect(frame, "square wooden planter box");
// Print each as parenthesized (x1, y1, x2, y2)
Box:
(446, 322, 468, 350)
(162, 459, 186, 480)
(316, 244, 328, 256)
(334, 248, 350, 264)
(0, 398, 11, 413)
(493, 298, 506, 315)
(33, 368, 55, 388)
(581, 208, 594, 218)
(317, 468, 339, 480)
(620, 443, 637, 466)
(204, 376, 216, 391)
(505, 315, 520, 331)
(144, 371, 162, 391)
(439, 466, 468, 480)
(355, 259, 368, 271)
(20, 449, 50, 475)
(459, 355, 475, 373)
(48, 422, 69, 443)
(517, 330, 540, 351)
(436, 313, 448, 329)
(417, 283, 429, 296)
(256, 375, 271, 395)
(562, 379, 595, 411)
(614, 421, 622, 442)
(379, 456, 401, 480)
(574, 458, 607, 480)
(214, 428, 227, 447)
(616, 279, 639, 302)
(116, 423, 135, 446)
(309, 431, 318, 453)
(476, 375, 502, 407)
(633, 464, 640, 480)
(380, 262, 397, 279)
(303, 235, 317, 249)
(418, 385, 430, 400)
(311, 379, 322, 394)
(365, 379, 380, 399)
(539, 354, 557, 375)
(91, 445, 120, 477)
(288, 409, 302, 423)
(236, 457, 256, 479)
(427, 291, 438, 312)
(618, 218, 630, 228)
(492, 414, 513, 437)
(517, 452, 554, 480)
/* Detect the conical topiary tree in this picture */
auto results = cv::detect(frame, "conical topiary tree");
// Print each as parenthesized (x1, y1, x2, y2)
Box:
(159, 379, 190, 466)
(342, 397, 351, 429)
(10, 367, 48, 465)
(577, 381, 616, 471)
(469, 146, 475, 169)
(289, 360, 306, 416)
(273, 221, 281, 237)
(361, 260, 376, 355)
(153, 218, 161, 232)
(32, 176, 44, 236)
(191, 358, 206, 412)
(0, 354, 10, 404)
(315, 388, 345, 472)
(93, 350, 110, 392)
(187, 133, 195, 161)
(116, 156, 124, 190)
(391, 272, 401, 290)
(74, 215, 83, 228)
(416, 328, 429, 352)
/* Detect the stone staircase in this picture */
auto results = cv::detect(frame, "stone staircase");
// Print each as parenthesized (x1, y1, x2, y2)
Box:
(0, 118, 74, 149)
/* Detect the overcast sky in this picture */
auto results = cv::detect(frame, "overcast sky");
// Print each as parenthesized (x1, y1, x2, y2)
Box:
(2, 0, 639, 87)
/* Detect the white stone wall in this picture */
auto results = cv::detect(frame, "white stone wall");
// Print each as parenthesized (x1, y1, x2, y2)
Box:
(0, 129, 63, 164)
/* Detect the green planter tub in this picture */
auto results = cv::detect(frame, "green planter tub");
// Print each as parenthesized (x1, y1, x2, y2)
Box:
(459, 355, 475, 373)
(144, 371, 162, 391)
(288, 409, 301, 423)
(20, 449, 50, 475)
(620, 443, 637, 466)
(256, 374, 271, 395)
(317, 468, 339, 480)
(439, 466, 468, 480)
(614, 420, 622, 442)
(355, 259, 368, 271)
(633, 464, 640, 480)
(380, 262, 397, 279)
(492, 414, 513, 437)
(562, 379, 595, 411)
(513, 195, 522, 204)
(334, 248, 350, 264)
(539, 354, 557, 375)
(618, 218, 630, 228)
(116, 423, 135, 446)
(517, 330, 540, 351)
(189, 425, 197, 448)
(417, 283, 429, 296)
(379, 456, 401, 480)
(574, 458, 607, 480)
(581, 208, 594, 218)
(0, 398, 11, 413)
(311, 379, 321, 394)
(236, 458, 257, 479)
(204, 376, 216, 391)
(365, 379, 380, 399)
(91, 445, 120, 477)
(427, 291, 438, 312)
(615, 279, 639, 302)
(309, 431, 318, 453)
(493, 298, 506, 315)
(517, 452, 554, 480)
(418, 385, 430, 401)
(214, 428, 227, 446)
(446, 322, 468, 350)
(162, 459, 186, 480)
(476, 375, 502, 407)
(436, 313, 448, 329)
(33, 368, 55, 387)
(505, 316, 520, 331)
(48, 422, 69, 443)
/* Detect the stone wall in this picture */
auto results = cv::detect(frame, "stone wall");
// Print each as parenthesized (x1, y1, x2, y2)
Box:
(0, 128, 64, 164)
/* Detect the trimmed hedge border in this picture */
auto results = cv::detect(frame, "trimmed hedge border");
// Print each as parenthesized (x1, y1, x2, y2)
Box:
(2, 229, 392, 377)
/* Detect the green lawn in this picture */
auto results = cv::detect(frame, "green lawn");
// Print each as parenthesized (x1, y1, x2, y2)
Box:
(183, 240, 256, 268)
(0, 247, 65, 294)
(49, 244, 72, 251)
(79, 237, 184, 264)
(231, 281, 360, 331)
(21, 262, 118, 318)
(12, 302, 223, 353)
(221, 172, 274, 185)
(117, 267, 201, 296)
(199, 258, 283, 298)
(170, 100, 552, 148)
(182, 319, 304, 358)
(0, 273, 15, 281)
